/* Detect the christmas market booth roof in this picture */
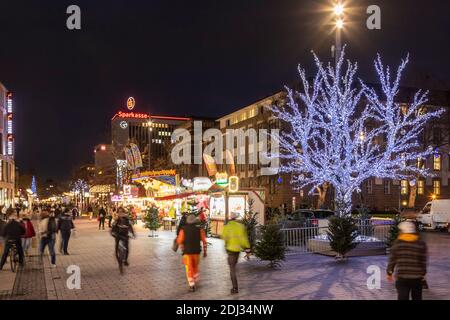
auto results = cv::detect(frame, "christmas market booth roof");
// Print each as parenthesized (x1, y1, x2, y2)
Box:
(89, 184, 115, 193)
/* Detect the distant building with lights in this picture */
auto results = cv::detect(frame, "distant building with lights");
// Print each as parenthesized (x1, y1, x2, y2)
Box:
(111, 111, 191, 170)
(94, 144, 116, 185)
(0, 83, 15, 207)
(217, 87, 450, 213)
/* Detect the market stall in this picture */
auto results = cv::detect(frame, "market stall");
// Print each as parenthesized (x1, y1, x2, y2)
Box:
(208, 187, 266, 236)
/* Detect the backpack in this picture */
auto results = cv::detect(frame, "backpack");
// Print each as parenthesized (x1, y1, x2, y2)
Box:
(47, 217, 57, 237)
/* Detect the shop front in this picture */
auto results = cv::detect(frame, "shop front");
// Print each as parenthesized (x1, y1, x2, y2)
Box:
(208, 188, 265, 236)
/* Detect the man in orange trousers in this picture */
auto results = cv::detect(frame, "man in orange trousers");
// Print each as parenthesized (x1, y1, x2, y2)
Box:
(176, 214, 207, 292)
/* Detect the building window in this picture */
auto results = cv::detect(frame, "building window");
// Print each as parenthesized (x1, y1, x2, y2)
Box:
(432, 127, 441, 145)
(383, 179, 391, 195)
(417, 158, 425, 169)
(417, 180, 425, 195)
(433, 180, 441, 196)
(401, 180, 409, 195)
(433, 154, 441, 170)
(226, 119, 230, 126)
(366, 179, 373, 194)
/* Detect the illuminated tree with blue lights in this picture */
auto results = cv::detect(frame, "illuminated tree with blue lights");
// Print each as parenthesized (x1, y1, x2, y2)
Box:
(31, 176, 37, 195)
(272, 49, 444, 216)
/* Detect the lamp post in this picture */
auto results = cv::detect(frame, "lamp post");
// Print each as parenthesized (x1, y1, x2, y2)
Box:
(332, 2, 344, 66)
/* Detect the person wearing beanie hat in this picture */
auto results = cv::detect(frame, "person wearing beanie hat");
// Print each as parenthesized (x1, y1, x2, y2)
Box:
(176, 213, 207, 292)
(387, 221, 427, 300)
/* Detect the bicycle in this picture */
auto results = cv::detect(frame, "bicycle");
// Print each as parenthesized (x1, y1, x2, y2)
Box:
(8, 240, 20, 272)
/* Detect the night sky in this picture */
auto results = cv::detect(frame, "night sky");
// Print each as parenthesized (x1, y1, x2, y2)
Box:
(0, 0, 449, 181)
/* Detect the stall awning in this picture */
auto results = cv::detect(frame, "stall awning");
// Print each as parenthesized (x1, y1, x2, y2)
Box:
(154, 191, 197, 201)
(90, 184, 115, 193)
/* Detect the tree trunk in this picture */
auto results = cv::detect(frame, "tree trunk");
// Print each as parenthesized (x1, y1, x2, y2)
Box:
(334, 189, 352, 217)
(317, 182, 330, 209)
(408, 181, 417, 209)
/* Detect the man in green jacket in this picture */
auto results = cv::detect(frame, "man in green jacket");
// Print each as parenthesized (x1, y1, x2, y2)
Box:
(221, 212, 250, 294)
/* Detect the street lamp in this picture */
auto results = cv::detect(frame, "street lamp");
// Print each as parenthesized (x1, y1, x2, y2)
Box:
(332, 1, 345, 66)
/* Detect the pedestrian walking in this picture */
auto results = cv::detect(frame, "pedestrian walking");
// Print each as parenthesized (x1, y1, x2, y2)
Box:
(57, 208, 75, 255)
(221, 212, 250, 294)
(39, 210, 58, 267)
(6, 205, 14, 219)
(98, 206, 107, 230)
(15, 205, 21, 218)
(176, 211, 188, 236)
(71, 207, 78, 220)
(107, 207, 114, 228)
(54, 205, 62, 219)
(111, 207, 135, 266)
(88, 205, 93, 221)
(176, 214, 207, 292)
(387, 221, 427, 300)
(20, 213, 36, 256)
(0, 214, 25, 270)
(0, 218, 6, 255)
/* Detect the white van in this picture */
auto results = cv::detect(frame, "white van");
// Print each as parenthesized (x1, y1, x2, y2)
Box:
(417, 200, 450, 231)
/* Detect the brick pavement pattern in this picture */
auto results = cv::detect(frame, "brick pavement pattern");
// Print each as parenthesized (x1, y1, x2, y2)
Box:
(6, 219, 450, 300)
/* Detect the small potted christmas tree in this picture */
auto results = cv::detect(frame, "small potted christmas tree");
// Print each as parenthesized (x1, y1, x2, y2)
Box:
(327, 215, 358, 260)
(254, 223, 286, 268)
(385, 215, 401, 254)
(144, 206, 161, 237)
(242, 199, 258, 259)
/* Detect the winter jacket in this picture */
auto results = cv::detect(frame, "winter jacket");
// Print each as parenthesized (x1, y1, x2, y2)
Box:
(58, 215, 75, 232)
(2, 219, 25, 241)
(221, 220, 250, 253)
(99, 208, 107, 219)
(22, 219, 36, 238)
(39, 217, 57, 239)
(176, 214, 187, 235)
(176, 224, 207, 255)
(111, 217, 134, 239)
(387, 234, 427, 279)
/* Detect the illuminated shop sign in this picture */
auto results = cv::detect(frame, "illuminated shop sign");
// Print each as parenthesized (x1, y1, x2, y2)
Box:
(228, 176, 239, 193)
(7, 92, 12, 113)
(120, 121, 128, 129)
(215, 172, 228, 186)
(7, 135, 13, 156)
(127, 97, 135, 110)
(6, 92, 13, 156)
(192, 177, 212, 192)
(113, 111, 150, 119)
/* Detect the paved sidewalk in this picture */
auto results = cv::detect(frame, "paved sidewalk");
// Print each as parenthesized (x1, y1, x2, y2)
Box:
(0, 266, 16, 299)
(6, 218, 450, 300)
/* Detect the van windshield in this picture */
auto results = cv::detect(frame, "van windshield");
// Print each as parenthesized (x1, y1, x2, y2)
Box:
(422, 203, 431, 214)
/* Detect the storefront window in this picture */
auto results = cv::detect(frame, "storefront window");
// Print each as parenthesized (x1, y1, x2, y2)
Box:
(417, 180, 425, 195)
(400, 180, 408, 195)
(433, 180, 441, 195)
(434, 154, 441, 170)
(228, 196, 246, 219)
(209, 196, 225, 217)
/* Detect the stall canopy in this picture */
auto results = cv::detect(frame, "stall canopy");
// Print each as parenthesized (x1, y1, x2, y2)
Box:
(90, 184, 115, 193)
(154, 191, 197, 201)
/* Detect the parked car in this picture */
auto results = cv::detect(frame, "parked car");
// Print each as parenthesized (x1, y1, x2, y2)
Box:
(416, 200, 450, 232)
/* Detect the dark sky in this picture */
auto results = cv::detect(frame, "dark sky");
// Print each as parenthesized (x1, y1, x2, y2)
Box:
(0, 0, 449, 181)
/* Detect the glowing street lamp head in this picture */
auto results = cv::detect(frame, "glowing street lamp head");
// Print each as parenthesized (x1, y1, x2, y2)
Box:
(334, 3, 344, 16)
(336, 18, 344, 29)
